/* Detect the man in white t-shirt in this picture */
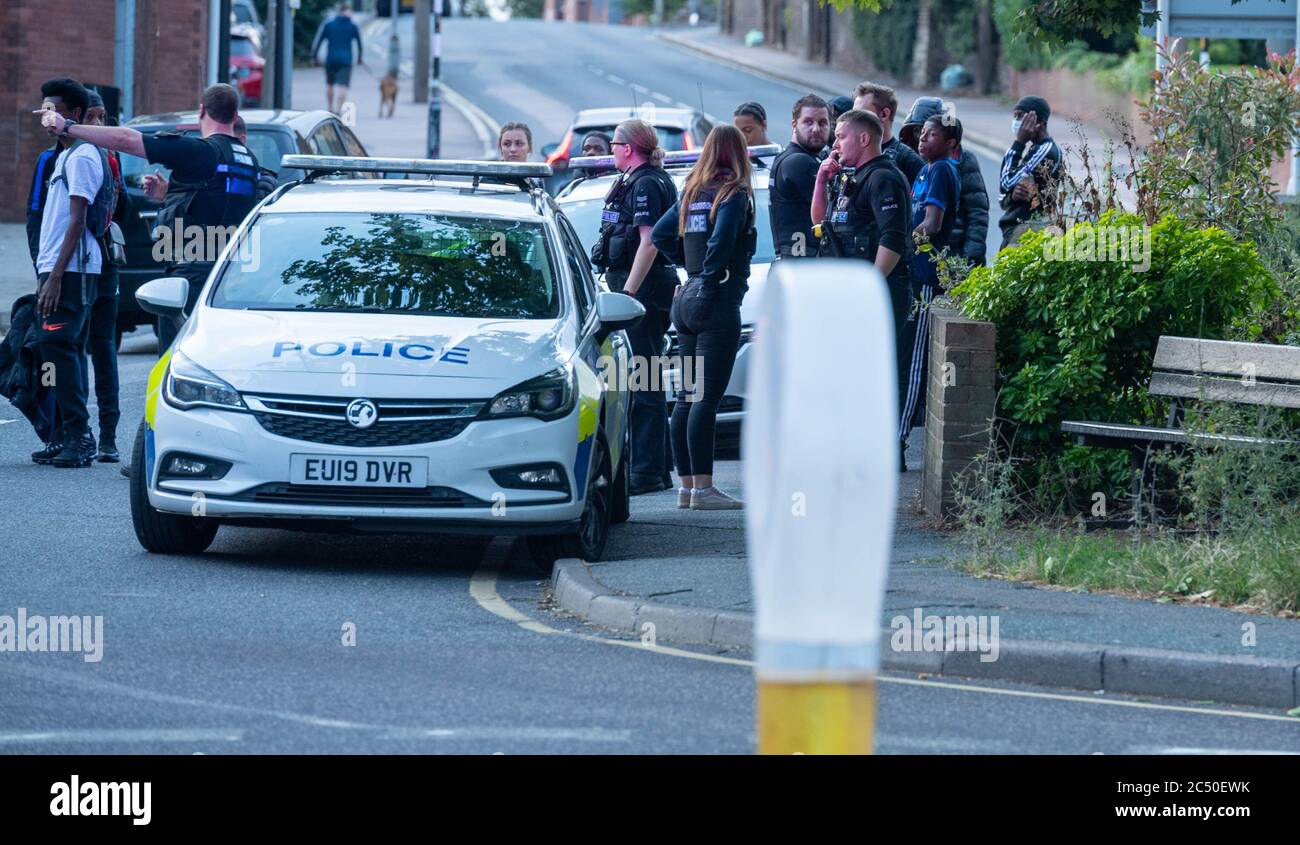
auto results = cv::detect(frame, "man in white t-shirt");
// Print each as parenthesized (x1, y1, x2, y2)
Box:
(31, 78, 103, 468)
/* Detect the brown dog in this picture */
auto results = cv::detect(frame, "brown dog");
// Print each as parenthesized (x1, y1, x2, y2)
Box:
(379, 72, 398, 118)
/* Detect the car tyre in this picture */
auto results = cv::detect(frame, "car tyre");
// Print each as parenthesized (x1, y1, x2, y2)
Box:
(528, 434, 611, 573)
(129, 418, 219, 554)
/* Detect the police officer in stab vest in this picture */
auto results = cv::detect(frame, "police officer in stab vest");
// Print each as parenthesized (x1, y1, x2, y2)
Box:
(592, 119, 679, 495)
(811, 109, 915, 471)
(39, 84, 260, 354)
(652, 125, 756, 511)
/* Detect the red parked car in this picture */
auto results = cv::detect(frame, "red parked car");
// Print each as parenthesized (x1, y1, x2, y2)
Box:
(230, 34, 264, 106)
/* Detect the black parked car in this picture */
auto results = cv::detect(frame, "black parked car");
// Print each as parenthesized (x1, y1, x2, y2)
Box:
(115, 109, 370, 347)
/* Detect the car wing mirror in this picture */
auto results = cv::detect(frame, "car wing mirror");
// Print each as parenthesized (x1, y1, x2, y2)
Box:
(594, 290, 645, 342)
(135, 276, 190, 319)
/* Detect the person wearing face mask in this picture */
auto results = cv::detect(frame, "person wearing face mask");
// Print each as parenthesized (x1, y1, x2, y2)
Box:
(768, 94, 830, 260)
(998, 95, 1060, 249)
(592, 119, 679, 495)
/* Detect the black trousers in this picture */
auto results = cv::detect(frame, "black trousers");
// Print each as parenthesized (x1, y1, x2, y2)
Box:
(669, 292, 741, 478)
(34, 271, 93, 438)
(886, 275, 915, 444)
(625, 302, 671, 481)
(83, 262, 120, 437)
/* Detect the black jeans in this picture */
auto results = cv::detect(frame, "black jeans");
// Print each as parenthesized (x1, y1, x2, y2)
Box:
(84, 263, 120, 439)
(669, 284, 741, 478)
(34, 271, 92, 438)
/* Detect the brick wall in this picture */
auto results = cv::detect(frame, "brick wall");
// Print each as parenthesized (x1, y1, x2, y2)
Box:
(0, 0, 210, 223)
(922, 308, 997, 518)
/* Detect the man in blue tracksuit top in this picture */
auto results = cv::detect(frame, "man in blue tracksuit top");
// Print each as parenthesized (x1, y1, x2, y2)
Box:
(311, 3, 365, 116)
(900, 115, 962, 455)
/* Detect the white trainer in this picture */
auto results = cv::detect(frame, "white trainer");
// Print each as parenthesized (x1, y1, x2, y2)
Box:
(689, 486, 743, 510)
(677, 487, 692, 509)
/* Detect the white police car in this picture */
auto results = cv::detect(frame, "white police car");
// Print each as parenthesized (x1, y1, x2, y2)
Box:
(129, 156, 644, 570)
(555, 146, 779, 429)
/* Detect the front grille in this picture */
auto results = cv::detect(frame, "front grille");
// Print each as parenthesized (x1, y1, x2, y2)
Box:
(244, 393, 483, 447)
(234, 483, 488, 508)
(252, 413, 473, 447)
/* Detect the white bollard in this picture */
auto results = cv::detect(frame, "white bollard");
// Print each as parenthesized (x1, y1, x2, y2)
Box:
(743, 258, 900, 754)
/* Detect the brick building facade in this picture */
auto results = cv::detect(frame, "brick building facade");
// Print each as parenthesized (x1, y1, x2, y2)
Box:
(0, 0, 213, 223)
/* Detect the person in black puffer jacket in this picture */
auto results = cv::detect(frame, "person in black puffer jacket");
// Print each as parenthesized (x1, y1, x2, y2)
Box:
(901, 96, 990, 269)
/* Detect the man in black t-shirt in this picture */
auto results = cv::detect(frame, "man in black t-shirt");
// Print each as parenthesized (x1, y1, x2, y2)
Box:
(769, 93, 830, 259)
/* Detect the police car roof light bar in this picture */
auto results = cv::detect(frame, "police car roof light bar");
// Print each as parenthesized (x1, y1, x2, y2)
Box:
(567, 143, 781, 171)
(280, 155, 553, 187)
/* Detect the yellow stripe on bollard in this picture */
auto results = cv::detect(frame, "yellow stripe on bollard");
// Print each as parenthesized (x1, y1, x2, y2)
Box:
(757, 679, 877, 755)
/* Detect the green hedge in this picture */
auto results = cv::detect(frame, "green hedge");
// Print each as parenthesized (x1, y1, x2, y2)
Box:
(951, 212, 1278, 505)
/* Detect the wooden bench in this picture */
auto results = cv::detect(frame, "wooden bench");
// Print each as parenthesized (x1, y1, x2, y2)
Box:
(1061, 336, 1300, 518)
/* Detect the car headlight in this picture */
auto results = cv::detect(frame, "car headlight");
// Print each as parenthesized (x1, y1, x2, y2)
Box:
(484, 367, 576, 421)
(163, 351, 247, 412)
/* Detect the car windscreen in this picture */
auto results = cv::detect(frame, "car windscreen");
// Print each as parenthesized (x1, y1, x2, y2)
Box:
(561, 186, 775, 266)
(119, 128, 289, 186)
(230, 37, 257, 58)
(211, 211, 560, 319)
(576, 125, 686, 152)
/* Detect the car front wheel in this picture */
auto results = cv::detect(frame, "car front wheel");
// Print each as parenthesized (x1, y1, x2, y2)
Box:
(527, 434, 611, 573)
(129, 419, 219, 555)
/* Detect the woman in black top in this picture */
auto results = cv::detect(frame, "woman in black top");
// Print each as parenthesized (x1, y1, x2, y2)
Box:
(652, 125, 756, 511)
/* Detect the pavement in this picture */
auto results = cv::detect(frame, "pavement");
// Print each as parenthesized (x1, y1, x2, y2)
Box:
(550, 439, 1300, 711)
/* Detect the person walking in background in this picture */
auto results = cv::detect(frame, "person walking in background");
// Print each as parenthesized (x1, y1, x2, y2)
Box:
(652, 125, 757, 510)
(998, 95, 1061, 249)
(901, 96, 989, 268)
(311, 3, 365, 115)
(768, 93, 830, 259)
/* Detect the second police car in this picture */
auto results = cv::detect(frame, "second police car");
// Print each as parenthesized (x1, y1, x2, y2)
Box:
(129, 156, 644, 570)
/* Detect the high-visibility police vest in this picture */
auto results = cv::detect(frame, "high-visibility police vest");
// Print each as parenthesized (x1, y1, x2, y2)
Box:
(595, 164, 677, 274)
(156, 133, 260, 248)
